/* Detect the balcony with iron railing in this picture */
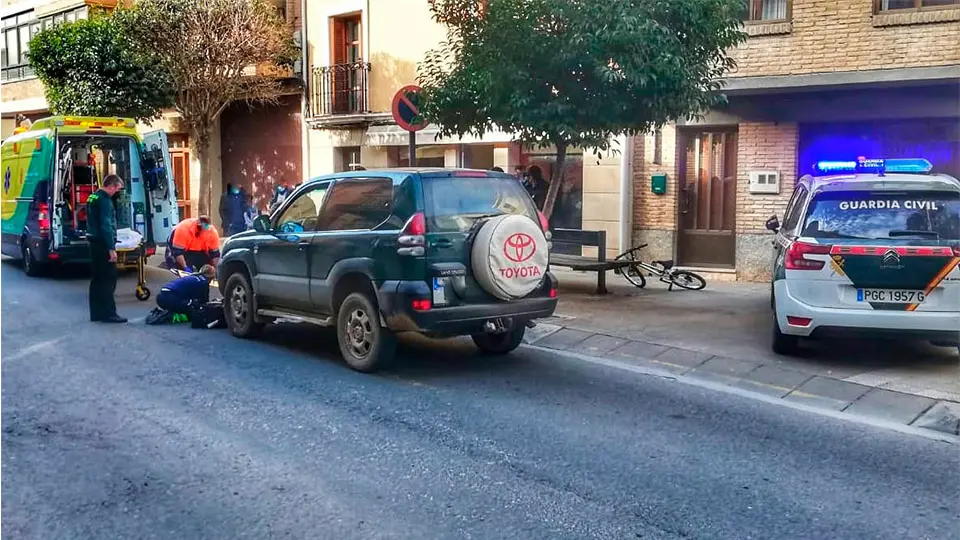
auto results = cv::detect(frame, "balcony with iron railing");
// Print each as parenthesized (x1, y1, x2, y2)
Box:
(309, 61, 371, 123)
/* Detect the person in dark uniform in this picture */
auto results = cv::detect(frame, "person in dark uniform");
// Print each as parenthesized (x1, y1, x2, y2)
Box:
(526, 165, 550, 210)
(86, 174, 127, 323)
(156, 264, 215, 320)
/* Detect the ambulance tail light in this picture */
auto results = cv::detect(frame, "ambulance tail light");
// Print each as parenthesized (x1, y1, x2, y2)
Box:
(397, 212, 426, 257)
(785, 241, 831, 271)
(37, 202, 51, 237)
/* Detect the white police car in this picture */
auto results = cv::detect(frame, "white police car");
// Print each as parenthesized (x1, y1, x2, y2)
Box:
(766, 158, 960, 355)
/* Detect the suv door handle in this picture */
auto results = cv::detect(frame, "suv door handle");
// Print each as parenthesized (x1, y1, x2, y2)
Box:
(298, 241, 310, 251)
(432, 239, 453, 248)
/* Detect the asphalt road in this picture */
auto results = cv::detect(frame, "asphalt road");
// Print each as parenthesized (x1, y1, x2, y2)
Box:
(2, 262, 958, 540)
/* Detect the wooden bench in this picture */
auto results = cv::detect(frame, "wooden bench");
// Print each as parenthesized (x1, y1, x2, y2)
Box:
(548, 228, 634, 294)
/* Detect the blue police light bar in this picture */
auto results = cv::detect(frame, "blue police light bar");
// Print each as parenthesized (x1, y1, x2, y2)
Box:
(813, 157, 933, 175)
(814, 160, 858, 173)
(884, 158, 933, 173)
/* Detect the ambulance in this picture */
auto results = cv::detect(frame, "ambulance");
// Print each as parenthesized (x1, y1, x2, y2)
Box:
(1, 116, 179, 275)
(766, 158, 960, 355)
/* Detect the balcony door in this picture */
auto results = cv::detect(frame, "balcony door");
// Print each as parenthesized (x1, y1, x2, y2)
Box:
(331, 14, 362, 114)
(168, 134, 192, 219)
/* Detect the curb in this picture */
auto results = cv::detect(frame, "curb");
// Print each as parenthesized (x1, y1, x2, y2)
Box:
(524, 321, 960, 438)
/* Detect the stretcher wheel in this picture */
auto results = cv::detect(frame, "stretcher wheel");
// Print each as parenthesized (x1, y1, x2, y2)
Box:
(136, 286, 151, 301)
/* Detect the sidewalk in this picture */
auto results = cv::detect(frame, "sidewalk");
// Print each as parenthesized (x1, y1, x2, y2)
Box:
(530, 269, 960, 436)
(142, 251, 959, 436)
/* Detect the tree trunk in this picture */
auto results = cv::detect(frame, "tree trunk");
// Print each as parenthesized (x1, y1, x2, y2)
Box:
(541, 141, 567, 222)
(193, 125, 214, 217)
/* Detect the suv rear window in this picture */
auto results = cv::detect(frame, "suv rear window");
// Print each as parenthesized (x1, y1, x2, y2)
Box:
(801, 190, 960, 241)
(422, 174, 539, 232)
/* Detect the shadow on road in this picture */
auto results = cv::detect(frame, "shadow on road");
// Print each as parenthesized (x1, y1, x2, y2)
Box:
(257, 322, 521, 379)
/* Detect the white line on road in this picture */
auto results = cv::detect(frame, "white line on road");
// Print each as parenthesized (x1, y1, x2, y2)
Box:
(522, 343, 960, 445)
(2, 336, 69, 363)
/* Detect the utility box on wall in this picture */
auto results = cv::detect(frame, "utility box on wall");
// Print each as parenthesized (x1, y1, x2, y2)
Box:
(748, 170, 781, 194)
(651, 173, 667, 195)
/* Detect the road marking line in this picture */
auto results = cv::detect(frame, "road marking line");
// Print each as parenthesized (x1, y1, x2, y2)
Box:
(522, 343, 959, 444)
(2, 336, 68, 362)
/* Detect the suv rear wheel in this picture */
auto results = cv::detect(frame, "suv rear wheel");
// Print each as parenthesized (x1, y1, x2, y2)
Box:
(337, 292, 396, 373)
(224, 272, 264, 339)
(472, 325, 525, 355)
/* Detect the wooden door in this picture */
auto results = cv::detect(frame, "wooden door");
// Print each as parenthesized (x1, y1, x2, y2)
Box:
(168, 135, 191, 219)
(676, 129, 738, 268)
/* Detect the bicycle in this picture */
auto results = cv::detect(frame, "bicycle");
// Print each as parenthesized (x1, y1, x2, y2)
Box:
(613, 243, 707, 291)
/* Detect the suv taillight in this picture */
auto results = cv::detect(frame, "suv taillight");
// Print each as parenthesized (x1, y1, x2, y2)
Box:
(398, 212, 426, 257)
(37, 202, 50, 237)
(537, 210, 553, 244)
(785, 241, 831, 270)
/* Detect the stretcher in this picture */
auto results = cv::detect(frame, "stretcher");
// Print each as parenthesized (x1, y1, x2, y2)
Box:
(115, 228, 152, 301)
(116, 244, 151, 301)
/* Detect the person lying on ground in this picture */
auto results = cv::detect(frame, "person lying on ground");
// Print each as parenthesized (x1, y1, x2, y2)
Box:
(156, 265, 216, 320)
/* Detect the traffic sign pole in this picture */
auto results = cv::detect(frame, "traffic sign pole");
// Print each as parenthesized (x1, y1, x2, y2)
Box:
(408, 131, 416, 167)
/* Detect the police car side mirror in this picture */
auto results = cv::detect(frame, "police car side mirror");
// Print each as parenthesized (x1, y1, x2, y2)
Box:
(764, 215, 780, 233)
(253, 215, 271, 233)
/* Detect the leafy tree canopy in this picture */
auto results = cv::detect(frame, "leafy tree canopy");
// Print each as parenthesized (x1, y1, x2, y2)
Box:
(419, 0, 747, 217)
(27, 14, 175, 122)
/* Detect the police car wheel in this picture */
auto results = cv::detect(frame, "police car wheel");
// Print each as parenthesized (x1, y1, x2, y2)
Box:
(224, 272, 263, 339)
(336, 292, 395, 373)
(771, 308, 799, 356)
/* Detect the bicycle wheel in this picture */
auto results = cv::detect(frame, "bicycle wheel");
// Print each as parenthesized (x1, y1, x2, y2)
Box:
(622, 264, 647, 288)
(669, 270, 706, 291)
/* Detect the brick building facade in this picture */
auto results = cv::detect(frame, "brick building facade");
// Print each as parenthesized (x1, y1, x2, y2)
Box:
(631, 0, 960, 281)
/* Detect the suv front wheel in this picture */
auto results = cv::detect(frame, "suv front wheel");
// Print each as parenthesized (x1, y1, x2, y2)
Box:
(224, 272, 264, 339)
(337, 292, 396, 373)
(472, 325, 525, 355)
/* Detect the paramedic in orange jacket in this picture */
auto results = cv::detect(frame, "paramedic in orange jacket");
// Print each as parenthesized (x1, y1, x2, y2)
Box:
(165, 216, 221, 271)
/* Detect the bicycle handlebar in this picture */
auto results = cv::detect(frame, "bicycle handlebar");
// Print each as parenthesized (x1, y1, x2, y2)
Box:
(614, 243, 648, 260)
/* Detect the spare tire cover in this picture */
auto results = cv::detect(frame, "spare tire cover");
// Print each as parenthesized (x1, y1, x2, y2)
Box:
(471, 214, 549, 301)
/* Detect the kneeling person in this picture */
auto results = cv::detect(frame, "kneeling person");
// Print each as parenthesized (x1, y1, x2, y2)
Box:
(157, 265, 216, 320)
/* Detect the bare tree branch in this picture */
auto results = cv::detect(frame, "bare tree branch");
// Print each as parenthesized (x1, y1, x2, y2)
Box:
(119, 0, 298, 215)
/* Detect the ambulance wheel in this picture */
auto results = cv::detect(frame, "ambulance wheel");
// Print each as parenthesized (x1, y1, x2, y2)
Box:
(21, 244, 42, 277)
(224, 272, 263, 339)
(136, 286, 151, 301)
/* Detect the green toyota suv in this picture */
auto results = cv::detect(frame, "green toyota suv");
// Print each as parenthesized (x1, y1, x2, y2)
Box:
(217, 168, 558, 372)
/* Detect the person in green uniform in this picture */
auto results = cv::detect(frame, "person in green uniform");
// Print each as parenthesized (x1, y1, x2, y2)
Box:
(86, 174, 127, 323)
